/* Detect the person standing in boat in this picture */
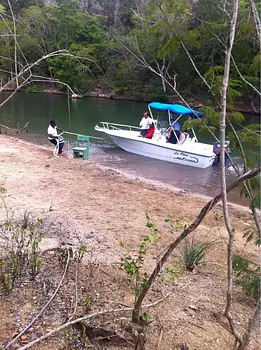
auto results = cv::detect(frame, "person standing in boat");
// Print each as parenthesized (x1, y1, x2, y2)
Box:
(139, 112, 152, 137)
(167, 118, 181, 144)
(47, 120, 65, 155)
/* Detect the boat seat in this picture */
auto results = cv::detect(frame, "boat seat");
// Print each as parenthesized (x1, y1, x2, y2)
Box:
(72, 135, 89, 160)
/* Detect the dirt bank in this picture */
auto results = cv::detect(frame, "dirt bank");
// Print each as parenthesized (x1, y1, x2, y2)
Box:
(0, 135, 259, 350)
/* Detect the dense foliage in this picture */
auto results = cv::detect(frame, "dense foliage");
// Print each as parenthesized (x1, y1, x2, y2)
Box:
(0, 0, 259, 104)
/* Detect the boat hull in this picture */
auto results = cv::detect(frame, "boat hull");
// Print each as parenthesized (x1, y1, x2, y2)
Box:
(110, 134, 215, 168)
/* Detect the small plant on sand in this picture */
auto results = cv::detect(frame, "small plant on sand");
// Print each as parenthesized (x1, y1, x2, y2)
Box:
(232, 224, 260, 300)
(165, 216, 189, 232)
(83, 295, 93, 311)
(21, 210, 32, 229)
(56, 244, 86, 269)
(0, 186, 6, 194)
(242, 224, 261, 247)
(165, 263, 184, 282)
(57, 247, 73, 268)
(0, 214, 43, 294)
(76, 245, 87, 261)
(181, 237, 216, 271)
(120, 220, 161, 300)
(232, 254, 260, 300)
(65, 324, 91, 349)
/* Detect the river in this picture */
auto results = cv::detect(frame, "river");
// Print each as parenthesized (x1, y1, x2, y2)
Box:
(0, 92, 258, 206)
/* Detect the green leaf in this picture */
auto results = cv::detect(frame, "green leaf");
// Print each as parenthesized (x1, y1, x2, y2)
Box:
(146, 221, 154, 229)
(0, 187, 7, 194)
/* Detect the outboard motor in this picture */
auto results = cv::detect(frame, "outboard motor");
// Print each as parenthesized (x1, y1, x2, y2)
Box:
(213, 141, 232, 166)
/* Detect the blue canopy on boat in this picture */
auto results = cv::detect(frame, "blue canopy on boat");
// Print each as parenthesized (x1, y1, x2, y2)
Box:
(148, 102, 204, 118)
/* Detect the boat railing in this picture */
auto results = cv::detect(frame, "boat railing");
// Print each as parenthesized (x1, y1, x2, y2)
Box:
(95, 122, 140, 132)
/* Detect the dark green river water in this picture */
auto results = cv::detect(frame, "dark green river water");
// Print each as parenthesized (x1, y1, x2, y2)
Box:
(0, 92, 148, 138)
(0, 92, 258, 206)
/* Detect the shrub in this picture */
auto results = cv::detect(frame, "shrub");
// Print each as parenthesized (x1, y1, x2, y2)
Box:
(232, 254, 260, 300)
(120, 220, 161, 299)
(0, 215, 43, 294)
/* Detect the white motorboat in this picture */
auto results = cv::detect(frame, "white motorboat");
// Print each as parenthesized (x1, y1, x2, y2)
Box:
(94, 102, 217, 168)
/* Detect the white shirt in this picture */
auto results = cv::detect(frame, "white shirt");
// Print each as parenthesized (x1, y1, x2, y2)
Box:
(140, 117, 152, 130)
(48, 125, 58, 140)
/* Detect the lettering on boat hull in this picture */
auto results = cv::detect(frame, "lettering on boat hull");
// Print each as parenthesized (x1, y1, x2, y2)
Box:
(173, 151, 198, 164)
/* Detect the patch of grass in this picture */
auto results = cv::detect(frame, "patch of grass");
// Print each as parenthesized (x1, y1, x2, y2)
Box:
(21, 210, 31, 229)
(182, 237, 216, 271)
(0, 186, 6, 194)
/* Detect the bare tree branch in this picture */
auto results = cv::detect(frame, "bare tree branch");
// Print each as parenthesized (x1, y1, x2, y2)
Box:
(213, 34, 261, 97)
(231, 55, 261, 97)
(0, 49, 95, 107)
(113, 34, 194, 108)
(0, 7, 33, 79)
(16, 122, 29, 133)
(4, 250, 71, 350)
(0, 7, 101, 102)
(14, 293, 170, 350)
(29, 76, 76, 95)
(67, 258, 79, 322)
(7, 0, 18, 88)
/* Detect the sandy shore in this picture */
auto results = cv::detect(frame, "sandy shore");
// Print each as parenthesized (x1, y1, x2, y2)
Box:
(0, 135, 259, 350)
(0, 135, 256, 262)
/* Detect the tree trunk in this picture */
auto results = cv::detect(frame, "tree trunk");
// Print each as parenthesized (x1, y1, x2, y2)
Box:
(219, 0, 245, 346)
(249, 0, 261, 41)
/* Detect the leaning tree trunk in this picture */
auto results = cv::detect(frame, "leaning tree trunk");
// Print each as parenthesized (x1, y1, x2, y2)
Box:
(131, 167, 260, 323)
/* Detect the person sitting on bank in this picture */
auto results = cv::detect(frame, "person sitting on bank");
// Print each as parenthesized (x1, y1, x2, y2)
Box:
(179, 129, 189, 144)
(47, 120, 64, 155)
(166, 119, 181, 144)
(139, 112, 152, 137)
